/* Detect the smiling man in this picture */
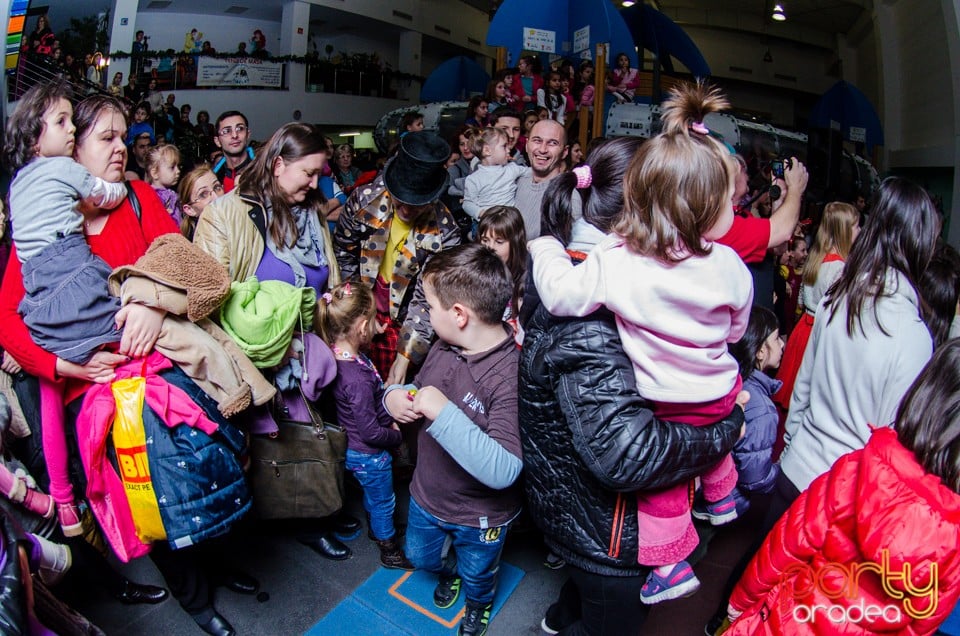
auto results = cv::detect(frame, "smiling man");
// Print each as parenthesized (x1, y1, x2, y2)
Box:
(513, 119, 568, 238)
(213, 110, 255, 192)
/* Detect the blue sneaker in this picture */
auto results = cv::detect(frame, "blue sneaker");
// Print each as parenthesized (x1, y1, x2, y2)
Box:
(692, 493, 739, 525)
(640, 561, 701, 604)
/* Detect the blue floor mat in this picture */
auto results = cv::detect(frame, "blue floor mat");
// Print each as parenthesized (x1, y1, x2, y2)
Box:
(305, 562, 525, 635)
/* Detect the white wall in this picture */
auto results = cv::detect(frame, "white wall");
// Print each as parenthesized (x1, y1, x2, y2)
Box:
(128, 14, 281, 55)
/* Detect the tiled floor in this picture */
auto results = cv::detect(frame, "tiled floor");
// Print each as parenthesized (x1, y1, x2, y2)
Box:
(60, 485, 767, 635)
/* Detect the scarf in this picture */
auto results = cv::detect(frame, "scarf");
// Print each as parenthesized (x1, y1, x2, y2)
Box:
(263, 199, 329, 288)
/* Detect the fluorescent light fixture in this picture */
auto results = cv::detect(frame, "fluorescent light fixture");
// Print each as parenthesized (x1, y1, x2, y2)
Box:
(340, 131, 362, 137)
(622, 0, 636, 6)
(771, 4, 786, 21)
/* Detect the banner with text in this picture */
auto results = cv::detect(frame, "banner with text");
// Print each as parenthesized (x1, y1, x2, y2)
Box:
(196, 57, 283, 88)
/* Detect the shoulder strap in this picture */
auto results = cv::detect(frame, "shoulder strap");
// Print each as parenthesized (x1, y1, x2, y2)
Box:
(124, 181, 142, 224)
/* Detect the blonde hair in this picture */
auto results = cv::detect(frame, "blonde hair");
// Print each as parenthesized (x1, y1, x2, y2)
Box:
(471, 126, 508, 158)
(177, 165, 214, 239)
(145, 143, 180, 184)
(616, 81, 735, 262)
(315, 282, 376, 345)
(803, 201, 859, 286)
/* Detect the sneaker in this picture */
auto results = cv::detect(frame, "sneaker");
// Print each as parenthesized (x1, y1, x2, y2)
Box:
(459, 600, 492, 636)
(692, 493, 739, 526)
(543, 551, 565, 570)
(541, 617, 560, 635)
(57, 502, 83, 538)
(34, 534, 72, 586)
(640, 561, 700, 604)
(433, 575, 461, 609)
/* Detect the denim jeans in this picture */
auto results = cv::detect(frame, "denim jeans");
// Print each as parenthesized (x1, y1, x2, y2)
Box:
(345, 449, 396, 540)
(405, 497, 510, 605)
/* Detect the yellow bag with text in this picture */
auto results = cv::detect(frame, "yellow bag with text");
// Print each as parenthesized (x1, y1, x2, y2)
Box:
(111, 376, 166, 543)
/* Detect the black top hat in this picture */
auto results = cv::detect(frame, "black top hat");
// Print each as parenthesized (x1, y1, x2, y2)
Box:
(383, 131, 450, 206)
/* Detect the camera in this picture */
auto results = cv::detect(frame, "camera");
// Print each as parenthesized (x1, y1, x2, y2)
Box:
(770, 157, 792, 179)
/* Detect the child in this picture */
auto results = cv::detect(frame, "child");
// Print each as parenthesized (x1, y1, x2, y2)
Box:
(726, 340, 960, 634)
(4, 81, 128, 535)
(399, 111, 424, 137)
(773, 201, 859, 410)
(177, 164, 223, 240)
(464, 96, 488, 127)
(462, 127, 529, 220)
(125, 102, 155, 148)
(560, 76, 576, 125)
(537, 71, 565, 124)
(726, 307, 783, 516)
(775, 235, 807, 335)
(530, 82, 753, 604)
(316, 282, 414, 571)
(145, 144, 181, 222)
(384, 244, 522, 636)
(477, 206, 527, 344)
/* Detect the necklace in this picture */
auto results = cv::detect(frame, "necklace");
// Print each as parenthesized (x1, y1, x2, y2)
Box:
(332, 345, 383, 385)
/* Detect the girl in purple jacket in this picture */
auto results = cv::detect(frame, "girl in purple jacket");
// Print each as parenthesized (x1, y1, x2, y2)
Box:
(316, 282, 414, 571)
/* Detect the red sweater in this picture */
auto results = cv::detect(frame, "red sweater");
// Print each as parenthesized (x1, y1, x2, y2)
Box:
(0, 180, 177, 403)
(728, 427, 960, 635)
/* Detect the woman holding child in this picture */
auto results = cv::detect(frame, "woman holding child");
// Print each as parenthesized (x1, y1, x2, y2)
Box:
(0, 93, 256, 636)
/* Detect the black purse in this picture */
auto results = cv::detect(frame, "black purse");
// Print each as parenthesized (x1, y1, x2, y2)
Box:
(248, 386, 347, 520)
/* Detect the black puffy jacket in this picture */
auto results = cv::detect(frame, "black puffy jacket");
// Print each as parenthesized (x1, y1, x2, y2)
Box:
(519, 302, 742, 576)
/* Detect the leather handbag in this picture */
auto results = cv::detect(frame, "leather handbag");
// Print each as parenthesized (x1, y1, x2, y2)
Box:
(248, 387, 346, 519)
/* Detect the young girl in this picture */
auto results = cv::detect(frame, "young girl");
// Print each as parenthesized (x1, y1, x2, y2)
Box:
(462, 127, 530, 220)
(477, 206, 527, 343)
(537, 70, 565, 124)
(773, 201, 859, 410)
(726, 340, 960, 634)
(144, 143, 182, 222)
(726, 306, 783, 516)
(484, 79, 510, 110)
(530, 82, 753, 604)
(177, 165, 223, 240)
(606, 52, 640, 103)
(315, 282, 414, 571)
(464, 95, 488, 127)
(4, 81, 128, 535)
(516, 110, 539, 156)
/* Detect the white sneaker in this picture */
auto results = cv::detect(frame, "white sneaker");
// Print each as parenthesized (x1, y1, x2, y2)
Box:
(33, 534, 72, 586)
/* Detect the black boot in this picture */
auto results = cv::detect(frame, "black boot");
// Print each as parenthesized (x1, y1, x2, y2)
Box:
(193, 610, 235, 636)
(331, 512, 361, 539)
(298, 531, 351, 560)
(375, 537, 415, 570)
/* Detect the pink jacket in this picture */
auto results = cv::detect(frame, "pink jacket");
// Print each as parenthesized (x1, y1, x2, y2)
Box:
(607, 67, 640, 99)
(77, 352, 220, 562)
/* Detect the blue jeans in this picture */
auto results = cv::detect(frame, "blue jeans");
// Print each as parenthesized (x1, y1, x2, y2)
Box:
(345, 449, 396, 540)
(405, 497, 510, 605)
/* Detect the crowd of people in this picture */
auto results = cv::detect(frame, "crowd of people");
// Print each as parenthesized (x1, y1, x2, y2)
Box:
(0, 44, 957, 636)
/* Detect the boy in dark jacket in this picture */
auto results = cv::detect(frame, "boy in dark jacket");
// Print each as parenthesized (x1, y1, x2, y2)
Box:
(385, 244, 521, 636)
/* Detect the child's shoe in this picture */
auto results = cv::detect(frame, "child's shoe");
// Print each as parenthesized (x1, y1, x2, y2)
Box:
(459, 599, 492, 636)
(375, 537, 415, 570)
(21, 487, 54, 519)
(57, 501, 84, 537)
(33, 534, 72, 586)
(640, 561, 700, 604)
(433, 574, 462, 609)
(692, 493, 739, 526)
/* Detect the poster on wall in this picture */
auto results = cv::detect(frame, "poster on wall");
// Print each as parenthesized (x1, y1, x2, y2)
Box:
(522, 27, 555, 53)
(196, 56, 282, 88)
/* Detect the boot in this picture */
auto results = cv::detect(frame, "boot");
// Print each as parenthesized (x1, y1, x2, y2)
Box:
(0, 463, 54, 518)
(375, 537, 415, 571)
(33, 533, 72, 586)
(57, 501, 83, 537)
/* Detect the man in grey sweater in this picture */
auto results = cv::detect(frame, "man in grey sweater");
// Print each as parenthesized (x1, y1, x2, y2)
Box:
(513, 119, 568, 239)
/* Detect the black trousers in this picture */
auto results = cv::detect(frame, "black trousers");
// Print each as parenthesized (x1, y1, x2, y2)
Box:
(545, 564, 650, 636)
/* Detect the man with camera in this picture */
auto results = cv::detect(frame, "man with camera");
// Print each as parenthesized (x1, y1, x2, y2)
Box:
(718, 155, 808, 309)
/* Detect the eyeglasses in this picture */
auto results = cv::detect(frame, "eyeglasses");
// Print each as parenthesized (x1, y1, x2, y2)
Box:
(190, 182, 224, 204)
(218, 124, 247, 137)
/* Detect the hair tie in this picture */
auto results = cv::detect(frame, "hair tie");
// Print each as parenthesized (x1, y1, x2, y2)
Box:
(343, 282, 352, 295)
(321, 292, 333, 304)
(573, 165, 592, 189)
(690, 121, 709, 135)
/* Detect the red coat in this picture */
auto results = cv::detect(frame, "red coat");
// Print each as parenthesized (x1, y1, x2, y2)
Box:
(510, 73, 543, 111)
(728, 427, 960, 635)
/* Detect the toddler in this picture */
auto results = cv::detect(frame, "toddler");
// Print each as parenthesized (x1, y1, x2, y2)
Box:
(316, 282, 413, 571)
(4, 81, 128, 535)
(145, 144, 182, 222)
(530, 82, 753, 604)
(462, 127, 529, 220)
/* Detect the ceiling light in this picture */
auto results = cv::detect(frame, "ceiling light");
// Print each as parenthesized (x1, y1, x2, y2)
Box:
(771, 4, 786, 21)
(622, 1, 636, 6)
